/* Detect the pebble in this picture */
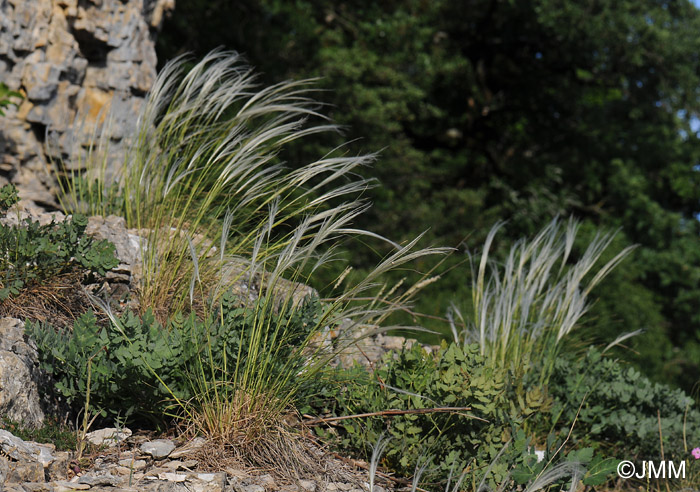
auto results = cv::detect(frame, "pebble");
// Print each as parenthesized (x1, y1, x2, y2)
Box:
(118, 458, 147, 470)
(85, 427, 132, 447)
(299, 479, 317, 492)
(242, 485, 266, 492)
(140, 438, 176, 459)
(53, 481, 90, 490)
(76, 471, 123, 486)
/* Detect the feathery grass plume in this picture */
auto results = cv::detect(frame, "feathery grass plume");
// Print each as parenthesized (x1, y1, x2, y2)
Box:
(65, 50, 449, 471)
(60, 49, 404, 316)
(450, 217, 636, 384)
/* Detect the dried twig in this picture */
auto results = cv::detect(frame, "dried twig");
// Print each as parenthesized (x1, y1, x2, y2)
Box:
(302, 406, 487, 426)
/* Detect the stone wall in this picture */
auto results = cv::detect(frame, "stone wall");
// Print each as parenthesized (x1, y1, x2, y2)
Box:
(0, 0, 174, 209)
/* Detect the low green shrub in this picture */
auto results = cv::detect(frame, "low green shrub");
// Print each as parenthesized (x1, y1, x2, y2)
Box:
(0, 184, 118, 300)
(28, 309, 185, 424)
(542, 348, 700, 460)
(327, 343, 510, 473)
(311, 343, 534, 485)
(311, 343, 617, 489)
(28, 292, 326, 426)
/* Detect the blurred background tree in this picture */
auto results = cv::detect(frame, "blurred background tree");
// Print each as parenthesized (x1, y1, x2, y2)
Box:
(157, 0, 700, 391)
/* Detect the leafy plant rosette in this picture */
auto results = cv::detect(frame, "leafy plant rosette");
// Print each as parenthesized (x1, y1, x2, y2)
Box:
(0, 184, 118, 300)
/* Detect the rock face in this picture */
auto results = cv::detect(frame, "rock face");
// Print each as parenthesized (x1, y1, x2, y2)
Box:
(0, 318, 48, 427)
(0, 0, 174, 209)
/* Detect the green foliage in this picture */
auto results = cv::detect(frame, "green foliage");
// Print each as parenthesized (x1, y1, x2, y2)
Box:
(0, 183, 19, 211)
(316, 343, 617, 489)
(28, 309, 185, 423)
(28, 293, 326, 426)
(320, 343, 523, 484)
(0, 82, 22, 116)
(542, 348, 700, 460)
(507, 429, 619, 488)
(0, 185, 118, 300)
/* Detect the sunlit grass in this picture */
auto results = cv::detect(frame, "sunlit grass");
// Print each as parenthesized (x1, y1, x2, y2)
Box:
(63, 50, 449, 469)
(449, 217, 636, 384)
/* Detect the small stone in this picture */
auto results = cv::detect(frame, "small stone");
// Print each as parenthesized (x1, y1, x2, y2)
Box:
(4, 459, 45, 483)
(15, 483, 53, 492)
(140, 439, 176, 459)
(85, 427, 132, 447)
(113, 465, 133, 476)
(258, 474, 276, 487)
(325, 484, 338, 492)
(243, 485, 265, 492)
(76, 471, 123, 486)
(53, 481, 90, 490)
(118, 458, 147, 470)
(48, 451, 72, 481)
(169, 437, 207, 459)
(159, 472, 187, 482)
(0, 429, 55, 466)
(279, 486, 300, 492)
(162, 460, 184, 470)
(299, 480, 316, 492)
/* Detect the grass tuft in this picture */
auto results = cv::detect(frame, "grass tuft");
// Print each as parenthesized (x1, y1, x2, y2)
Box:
(450, 217, 636, 384)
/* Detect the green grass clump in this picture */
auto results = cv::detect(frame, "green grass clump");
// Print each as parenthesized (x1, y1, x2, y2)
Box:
(60, 50, 414, 319)
(449, 217, 636, 385)
(28, 292, 327, 429)
(51, 50, 447, 467)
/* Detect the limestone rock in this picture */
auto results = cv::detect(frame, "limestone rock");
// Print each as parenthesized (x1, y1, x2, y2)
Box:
(0, 0, 174, 210)
(0, 430, 375, 492)
(76, 471, 123, 486)
(0, 430, 55, 467)
(3, 458, 46, 483)
(0, 318, 47, 427)
(85, 427, 132, 447)
(140, 439, 176, 459)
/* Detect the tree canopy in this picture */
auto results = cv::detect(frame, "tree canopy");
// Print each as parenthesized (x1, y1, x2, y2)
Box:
(158, 0, 700, 390)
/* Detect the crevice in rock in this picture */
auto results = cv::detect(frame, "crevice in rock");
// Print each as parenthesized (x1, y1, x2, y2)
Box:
(73, 33, 110, 63)
(28, 123, 47, 147)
